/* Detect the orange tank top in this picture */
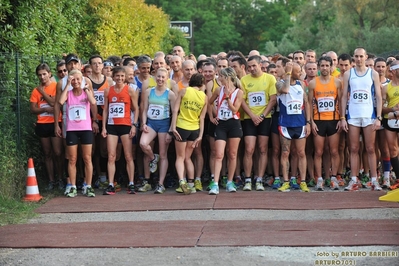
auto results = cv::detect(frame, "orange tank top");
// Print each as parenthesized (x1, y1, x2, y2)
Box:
(313, 77, 339, 120)
(107, 84, 131, 126)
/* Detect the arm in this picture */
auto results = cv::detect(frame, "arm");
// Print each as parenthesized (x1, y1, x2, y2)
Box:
(193, 95, 208, 148)
(171, 89, 184, 141)
(170, 79, 179, 95)
(301, 81, 311, 137)
(381, 84, 391, 115)
(54, 80, 63, 137)
(168, 90, 177, 132)
(101, 88, 110, 138)
(85, 78, 98, 133)
(128, 86, 138, 138)
(226, 89, 243, 113)
(307, 79, 318, 135)
(37, 85, 56, 106)
(208, 86, 220, 124)
(141, 88, 150, 133)
(340, 71, 350, 132)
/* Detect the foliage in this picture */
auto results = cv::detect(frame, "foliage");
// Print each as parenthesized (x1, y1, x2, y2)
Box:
(78, 0, 169, 58)
(160, 28, 190, 55)
(0, 195, 39, 226)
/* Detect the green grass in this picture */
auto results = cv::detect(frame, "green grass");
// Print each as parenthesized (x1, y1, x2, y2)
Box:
(0, 195, 41, 226)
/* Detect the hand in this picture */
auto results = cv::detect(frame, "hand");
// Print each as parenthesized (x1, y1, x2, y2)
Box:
(311, 121, 318, 136)
(92, 121, 99, 134)
(129, 126, 136, 138)
(305, 124, 311, 137)
(55, 125, 62, 138)
(372, 119, 381, 131)
(142, 124, 149, 133)
(192, 137, 201, 148)
(285, 62, 293, 74)
(45, 106, 54, 114)
(210, 116, 219, 125)
(341, 120, 348, 133)
(172, 128, 182, 141)
(101, 129, 107, 138)
(251, 114, 262, 126)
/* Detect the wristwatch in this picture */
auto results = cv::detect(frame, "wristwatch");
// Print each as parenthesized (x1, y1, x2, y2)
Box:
(260, 114, 265, 119)
(306, 120, 311, 124)
(132, 122, 139, 128)
(377, 116, 382, 121)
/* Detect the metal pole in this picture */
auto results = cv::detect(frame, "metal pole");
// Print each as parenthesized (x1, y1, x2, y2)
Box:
(15, 52, 21, 152)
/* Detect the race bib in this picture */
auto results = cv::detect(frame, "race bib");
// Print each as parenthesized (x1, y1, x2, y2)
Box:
(388, 119, 399, 129)
(351, 89, 370, 104)
(68, 105, 87, 121)
(317, 97, 335, 112)
(147, 104, 165, 120)
(109, 102, 125, 118)
(39, 103, 53, 117)
(248, 91, 266, 107)
(286, 99, 302, 115)
(94, 91, 104, 105)
(218, 101, 233, 120)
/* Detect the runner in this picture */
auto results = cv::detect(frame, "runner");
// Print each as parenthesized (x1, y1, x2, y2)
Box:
(101, 66, 139, 195)
(58, 70, 97, 198)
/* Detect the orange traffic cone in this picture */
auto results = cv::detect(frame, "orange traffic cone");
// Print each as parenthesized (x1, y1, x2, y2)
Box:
(23, 158, 42, 202)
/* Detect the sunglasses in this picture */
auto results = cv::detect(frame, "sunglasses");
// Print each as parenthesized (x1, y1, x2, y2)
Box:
(58, 69, 67, 74)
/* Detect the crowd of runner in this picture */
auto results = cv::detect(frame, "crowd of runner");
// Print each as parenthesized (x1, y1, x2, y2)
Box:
(29, 46, 399, 197)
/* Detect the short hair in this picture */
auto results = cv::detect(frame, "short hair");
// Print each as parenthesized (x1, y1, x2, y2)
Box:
(107, 55, 122, 65)
(136, 55, 152, 67)
(293, 50, 305, 57)
(231, 56, 247, 68)
(112, 66, 126, 76)
(69, 69, 83, 77)
(317, 56, 333, 66)
(123, 57, 136, 66)
(305, 49, 316, 55)
(189, 73, 206, 87)
(56, 60, 66, 68)
(36, 63, 51, 75)
(89, 55, 103, 65)
(247, 55, 262, 63)
(267, 64, 276, 72)
(226, 50, 245, 60)
(277, 56, 290, 67)
(374, 57, 386, 66)
(196, 59, 209, 70)
(83, 64, 92, 72)
(338, 53, 352, 62)
(182, 60, 197, 70)
(202, 61, 216, 71)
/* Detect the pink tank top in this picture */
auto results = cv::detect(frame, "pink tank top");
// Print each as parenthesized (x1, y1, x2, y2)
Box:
(66, 89, 92, 131)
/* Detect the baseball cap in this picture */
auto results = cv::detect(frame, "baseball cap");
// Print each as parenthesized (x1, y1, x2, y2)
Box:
(65, 53, 80, 64)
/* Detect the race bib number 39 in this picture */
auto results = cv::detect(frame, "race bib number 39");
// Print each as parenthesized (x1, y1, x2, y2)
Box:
(109, 102, 125, 118)
(318, 97, 335, 112)
(248, 91, 266, 107)
(287, 100, 302, 115)
(68, 105, 87, 121)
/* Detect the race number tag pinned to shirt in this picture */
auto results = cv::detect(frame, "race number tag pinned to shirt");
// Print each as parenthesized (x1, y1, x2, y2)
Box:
(147, 104, 165, 120)
(39, 103, 53, 117)
(94, 91, 104, 105)
(318, 97, 335, 112)
(388, 119, 399, 129)
(109, 102, 125, 118)
(218, 101, 233, 120)
(351, 89, 370, 104)
(248, 91, 266, 107)
(287, 99, 302, 115)
(68, 105, 87, 121)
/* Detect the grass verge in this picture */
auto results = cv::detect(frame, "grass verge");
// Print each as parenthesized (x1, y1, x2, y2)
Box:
(0, 196, 41, 226)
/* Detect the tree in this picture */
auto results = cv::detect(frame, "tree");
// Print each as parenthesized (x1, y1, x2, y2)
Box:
(159, 28, 190, 55)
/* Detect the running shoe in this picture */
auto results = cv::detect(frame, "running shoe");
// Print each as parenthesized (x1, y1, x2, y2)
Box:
(389, 180, 399, 190)
(221, 176, 227, 189)
(381, 177, 390, 189)
(179, 180, 191, 195)
(103, 185, 116, 195)
(85, 186, 95, 197)
(175, 186, 183, 193)
(154, 183, 166, 194)
(99, 180, 109, 189)
(324, 178, 331, 187)
(67, 187, 77, 198)
(344, 180, 359, 191)
(226, 182, 237, 192)
(234, 176, 243, 188)
(114, 182, 122, 192)
(194, 179, 203, 191)
(138, 181, 152, 192)
(264, 176, 274, 187)
(256, 181, 265, 191)
(209, 183, 219, 195)
(272, 179, 282, 189)
(149, 154, 160, 173)
(290, 178, 300, 190)
(371, 180, 382, 191)
(336, 175, 346, 186)
(81, 185, 87, 195)
(47, 181, 55, 191)
(316, 178, 324, 191)
(278, 181, 290, 192)
(300, 182, 310, 192)
(127, 184, 136, 194)
(360, 174, 370, 188)
(243, 181, 252, 191)
(307, 178, 316, 187)
(330, 176, 340, 190)
(189, 185, 197, 194)
(64, 184, 72, 195)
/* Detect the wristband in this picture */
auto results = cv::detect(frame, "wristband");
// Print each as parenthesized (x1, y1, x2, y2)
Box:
(286, 72, 291, 76)
(340, 117, 346, 120)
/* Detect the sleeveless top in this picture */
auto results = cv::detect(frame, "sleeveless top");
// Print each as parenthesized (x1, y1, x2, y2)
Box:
(313, 77, 339, 120)
(347, 68, 375, 119)
(278, 80, 306, 127)
(177, 87, 206, 130)
(66, 89, 92, 131)
(62, 76, 86, 120)
(147, 87, 170, 120)
(30, 82, 61, 123)
(216, 86, 240, 120)
(107, 85, 131, 126)
(89, 76, 108, 120)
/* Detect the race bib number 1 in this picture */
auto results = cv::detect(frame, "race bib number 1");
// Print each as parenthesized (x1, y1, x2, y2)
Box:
(68, 105, 87, 121)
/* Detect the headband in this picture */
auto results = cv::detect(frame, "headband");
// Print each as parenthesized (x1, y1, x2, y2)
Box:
(390, 64, 399, 71)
